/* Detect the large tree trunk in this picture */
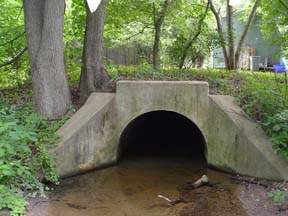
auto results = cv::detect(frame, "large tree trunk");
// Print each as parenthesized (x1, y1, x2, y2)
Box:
(23, 0, 71, 118)
(152, 0, 170, 70)
(79, 0, 110, 102)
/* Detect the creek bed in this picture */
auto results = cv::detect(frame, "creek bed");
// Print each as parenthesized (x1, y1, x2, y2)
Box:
(27, 155, 249, 216)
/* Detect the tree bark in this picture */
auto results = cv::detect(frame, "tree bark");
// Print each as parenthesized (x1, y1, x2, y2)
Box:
(79, 0, 110, 102)
(23, 0, 71, 118)
(234, 0, 260, 68)
(227, 1, 235, 70)
(152, 0, 170, 70)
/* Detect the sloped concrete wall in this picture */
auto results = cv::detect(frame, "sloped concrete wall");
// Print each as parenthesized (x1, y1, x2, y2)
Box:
(208, 96, 288, 180)
(53, 81, 288, 180)
(54, 93, 117, 177)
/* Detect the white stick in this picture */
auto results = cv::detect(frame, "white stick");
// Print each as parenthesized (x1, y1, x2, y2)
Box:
(158, 195, 173, 203)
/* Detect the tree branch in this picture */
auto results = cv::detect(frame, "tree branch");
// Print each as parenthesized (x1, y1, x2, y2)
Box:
(235, 0, 260, 68)
(279, 0, 288, 10)
(179, 0, 210, 69)
(0, 32, 25, 47)
(270, 0, 288, 17)
(0, 25, 24, 38)
(155, 0, 170, 28)
(125, 27, 147, 40)
(0, 47, 27, 67)
(210, 0, 229, 67)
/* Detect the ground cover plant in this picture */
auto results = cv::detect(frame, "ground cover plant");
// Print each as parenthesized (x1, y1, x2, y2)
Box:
(0, 102, 66, 215)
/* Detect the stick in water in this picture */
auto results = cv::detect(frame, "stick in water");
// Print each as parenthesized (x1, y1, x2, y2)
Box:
(192, 175, 209, 189)
(158, 195, 173, 203)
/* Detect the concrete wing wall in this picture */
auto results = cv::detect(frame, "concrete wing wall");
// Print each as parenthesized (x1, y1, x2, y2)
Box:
(54, 93, 117, 178)
(208, 95, 288, 181)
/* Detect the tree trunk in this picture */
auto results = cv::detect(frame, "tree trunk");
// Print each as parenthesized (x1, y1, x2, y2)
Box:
(153, 25, 161, 70)
(79, 0, 110, 102)
(227, 1, 235, 70)
(152, 0, 170, 70)
(211, 0, 260, 70)
(23, 0, 71, 118)
(210, 0, 229, 69)
(234, 0, 260, 69)
(178, 0, 210, 69)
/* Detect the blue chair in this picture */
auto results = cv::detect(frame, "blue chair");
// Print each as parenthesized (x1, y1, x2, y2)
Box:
(273, 58, 288, 73)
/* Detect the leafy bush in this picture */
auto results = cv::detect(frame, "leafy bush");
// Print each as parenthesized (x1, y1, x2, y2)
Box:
(0, 103, 65, 215)
(262, 110, 288, 160)
(268, 189, 288, 209)
(238, 74, 287, 121)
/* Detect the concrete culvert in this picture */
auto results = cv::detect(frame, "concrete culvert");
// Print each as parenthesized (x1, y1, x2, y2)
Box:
(55, 82, 288, 180)
(117, 110, 207, 162)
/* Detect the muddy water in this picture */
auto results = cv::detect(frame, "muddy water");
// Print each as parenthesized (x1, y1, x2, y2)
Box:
(27, 155, 247, 216)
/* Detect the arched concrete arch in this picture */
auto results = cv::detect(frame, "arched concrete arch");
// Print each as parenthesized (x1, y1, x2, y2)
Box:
(54, 81, 288, 180)
(117, 110, 207, 161)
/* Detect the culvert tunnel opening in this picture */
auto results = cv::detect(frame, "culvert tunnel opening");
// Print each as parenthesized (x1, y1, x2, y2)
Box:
(118, 111, 207, 164)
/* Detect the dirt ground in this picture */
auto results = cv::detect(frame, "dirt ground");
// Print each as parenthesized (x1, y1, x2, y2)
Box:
(175, 177, 288, 216)
(236, 181, 288, 216)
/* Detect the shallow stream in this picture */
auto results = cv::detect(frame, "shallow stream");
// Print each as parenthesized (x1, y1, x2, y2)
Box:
(27, 155, 248, 216)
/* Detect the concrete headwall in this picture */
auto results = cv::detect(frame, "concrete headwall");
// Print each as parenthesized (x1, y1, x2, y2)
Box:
(54, 81, 288, 180)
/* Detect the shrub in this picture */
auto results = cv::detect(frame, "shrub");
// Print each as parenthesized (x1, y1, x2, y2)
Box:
(0, 102, 66, 215)
(262, 110, 288, 160)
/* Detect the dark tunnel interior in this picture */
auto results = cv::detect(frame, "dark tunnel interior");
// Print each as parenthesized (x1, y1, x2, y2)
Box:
(118, 111, 207, 161)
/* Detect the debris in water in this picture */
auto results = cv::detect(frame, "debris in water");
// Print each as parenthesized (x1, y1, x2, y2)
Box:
(192, 175, 209, 189)
(66, 203, 88, 210)
(157, 195, 184, 206)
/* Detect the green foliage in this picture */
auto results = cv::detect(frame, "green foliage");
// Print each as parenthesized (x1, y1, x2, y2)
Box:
(236, 73, 288, 159)
(0, 185, 26, 216)
(238, 74, 287, 121)
(263, 110, 288, 159)
(268, 189, 288, 209)
(64, 0, 85, 82)
(167, 1, 214, 67)
(260, 0, 288, 57)
(0, 0, 30, 89)
(0, 102, 65, 215)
